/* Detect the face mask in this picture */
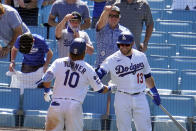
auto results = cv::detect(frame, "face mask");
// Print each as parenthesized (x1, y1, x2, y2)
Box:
(68, 21, 80, 32)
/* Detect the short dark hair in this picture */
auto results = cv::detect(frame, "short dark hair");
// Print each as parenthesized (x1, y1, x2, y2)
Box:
(19, 33, 34, 54)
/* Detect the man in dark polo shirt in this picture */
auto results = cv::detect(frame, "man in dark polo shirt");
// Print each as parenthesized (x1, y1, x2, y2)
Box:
(116, 0, 154, 52)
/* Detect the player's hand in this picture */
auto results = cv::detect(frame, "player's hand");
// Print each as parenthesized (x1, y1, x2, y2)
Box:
(109, 85, 117, 93)
(150, 86, 161, 106)
(104, 5, 113, 12)
(44, 88, 53, 102)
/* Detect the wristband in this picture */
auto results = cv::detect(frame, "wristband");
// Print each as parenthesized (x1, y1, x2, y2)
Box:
(150, 86, 158, 94)
(44, 87, 50, 93)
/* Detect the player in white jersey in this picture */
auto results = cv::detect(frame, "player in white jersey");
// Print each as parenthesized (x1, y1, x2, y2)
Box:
(96, 31, 161, 131)
(39, 38, 111, 131)
(55, 11, 94, 58)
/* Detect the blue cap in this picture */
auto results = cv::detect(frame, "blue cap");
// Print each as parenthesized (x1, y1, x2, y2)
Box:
(70, 38, 86, 55)
(116, 31, 134, 44)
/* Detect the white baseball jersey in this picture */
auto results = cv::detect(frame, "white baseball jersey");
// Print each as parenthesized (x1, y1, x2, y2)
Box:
(57, 29, 93, 58)
(47, 57, 103, 103)
(100, 49, 151, 94)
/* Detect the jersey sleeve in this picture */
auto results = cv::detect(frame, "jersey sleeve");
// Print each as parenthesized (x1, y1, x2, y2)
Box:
(87, 66, 104, 92)
(100, 57, 111, 74)
(7, 10, 23, 29)
(143, 54, 151, 75)
(47, 59, 58, 77)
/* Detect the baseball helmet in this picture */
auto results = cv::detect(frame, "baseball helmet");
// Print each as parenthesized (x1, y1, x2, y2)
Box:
(70, 38, 86, 55)
(116, 31, 134, 45)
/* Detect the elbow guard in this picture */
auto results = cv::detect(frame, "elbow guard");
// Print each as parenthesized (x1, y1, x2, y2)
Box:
(95, 67, 107, 79)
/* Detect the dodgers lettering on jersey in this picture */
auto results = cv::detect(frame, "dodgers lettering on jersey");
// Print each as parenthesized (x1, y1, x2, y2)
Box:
(115, 62, 144, 77)
(47, 57, 103, 103)
(100, 49, 151, 94)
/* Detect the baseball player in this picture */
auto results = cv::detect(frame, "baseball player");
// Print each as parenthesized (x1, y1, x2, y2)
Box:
(40, 38, 111, 131)
(96, 31, 161, 131)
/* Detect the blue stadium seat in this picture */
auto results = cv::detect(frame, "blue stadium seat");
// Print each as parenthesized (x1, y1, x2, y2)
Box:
(23, 88, 50, 128)
(179, 45, 196, 57)
(161, 10, 196, 21)
(170, 56, 196, 70)
(151, 9, 162, 20)
(167, 33, 196, 45)
(147, 55, 169, 69)
(146, 43, 176, 56)
(180, 70, 196, 95)
(142, 32, 167, 43)
(0, 87, 20, 127)
(152, 94, 195, 131)
(0, 61, 11, 87)
(49, 27, 56, 41)
(39, 5, 52, 24)
(84, 53, 97, 67)
(83, 91, 108, 130)
(28, 26, 47, 38)
(148, 0, 166, 9)
(155, 20, 193, 33)
(151, 68, 179, 94)
(46, 39, 58, 62)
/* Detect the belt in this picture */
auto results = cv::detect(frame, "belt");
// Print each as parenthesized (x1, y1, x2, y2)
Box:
(117, 90, 142, 95)
(54, 98, 80, 103)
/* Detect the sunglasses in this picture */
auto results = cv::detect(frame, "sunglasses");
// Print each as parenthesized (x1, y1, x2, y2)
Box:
(109, 14, 120, 18)
(119, 44, 130, 47)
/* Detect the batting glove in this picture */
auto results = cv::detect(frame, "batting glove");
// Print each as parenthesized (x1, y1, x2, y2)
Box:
(150, 86, 161, 106)
(109, 85, 117, 93)
(44, 88, 53, 102)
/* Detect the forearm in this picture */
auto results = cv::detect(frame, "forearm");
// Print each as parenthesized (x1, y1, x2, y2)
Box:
(11, 47, 18, 62)
(96, 9, 110, 30)
(143, 23, 153, 44)
(86, 44, 94, 55)
(48, 15, 58, 27)
(145, 76, 155, 89)
(44, 49, 53, 67)
(55, 19, 67, 38)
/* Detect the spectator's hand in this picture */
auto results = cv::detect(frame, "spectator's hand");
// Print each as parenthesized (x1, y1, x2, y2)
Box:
(18, 0, 25, 8)
(73, 31, 79, 38)
(9, 62, 15, 72)
(64, 14, 74, 21)
(0, 47, 10, 57)
(139, 43, 148, 52)
(104, 5, 113, 12)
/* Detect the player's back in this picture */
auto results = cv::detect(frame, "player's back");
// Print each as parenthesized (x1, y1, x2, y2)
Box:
(50, 57, 101, 103)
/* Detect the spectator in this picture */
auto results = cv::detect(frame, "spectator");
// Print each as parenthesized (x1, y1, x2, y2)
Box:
(5, 0, 39, 26)
(48, 0, 91, 30)
(95, 5, 130, 67)
(90, 0, 106, 28)
(0, 3, 29, 58)
(8, 33, 53, 94)
(55, 11, 94, 58)
(116, 0, 154, 52)
(171, 0, 196, 10)
(9, 33, 53, 73)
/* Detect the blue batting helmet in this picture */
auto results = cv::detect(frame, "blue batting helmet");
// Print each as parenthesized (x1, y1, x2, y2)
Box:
(70, 38, 86, 55)
(116, 31, 134, 45)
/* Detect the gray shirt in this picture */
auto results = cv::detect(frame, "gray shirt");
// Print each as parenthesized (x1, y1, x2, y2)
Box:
(51, 0, 90, 23)
(116, 0, 153, 49)
(0, 4, 29, 44)
(57, 29, 93, 58)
